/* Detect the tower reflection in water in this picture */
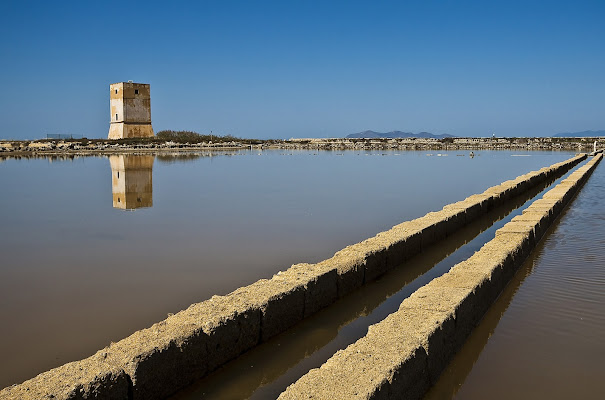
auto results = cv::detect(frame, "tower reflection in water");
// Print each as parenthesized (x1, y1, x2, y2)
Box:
(109, 155, 154, 210)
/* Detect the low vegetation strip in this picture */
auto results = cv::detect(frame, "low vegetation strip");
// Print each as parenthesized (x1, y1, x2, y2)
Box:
(278, 154, 602, 400)
(0, 154, 586, 400)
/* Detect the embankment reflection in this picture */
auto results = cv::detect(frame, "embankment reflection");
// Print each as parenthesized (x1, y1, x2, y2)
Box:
(108, 151, 242, 210)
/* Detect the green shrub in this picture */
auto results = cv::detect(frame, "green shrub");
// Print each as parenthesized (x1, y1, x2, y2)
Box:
(156, 130, 255, 144)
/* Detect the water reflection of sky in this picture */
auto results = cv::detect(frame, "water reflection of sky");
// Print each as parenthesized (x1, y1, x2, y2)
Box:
(0, 149, 575, 389)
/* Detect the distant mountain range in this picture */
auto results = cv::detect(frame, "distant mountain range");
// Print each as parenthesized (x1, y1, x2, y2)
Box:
(347, 130, 454, 139)
(553, 130, 605, 137)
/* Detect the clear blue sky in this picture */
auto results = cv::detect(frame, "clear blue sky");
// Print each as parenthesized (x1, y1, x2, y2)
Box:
(1, 0, 603, 139)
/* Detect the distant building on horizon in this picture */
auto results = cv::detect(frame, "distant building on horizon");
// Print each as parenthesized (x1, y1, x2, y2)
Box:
(108, 81, 154, 139)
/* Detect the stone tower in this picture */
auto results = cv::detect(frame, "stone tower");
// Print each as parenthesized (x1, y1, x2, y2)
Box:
(108, 81, 154, 139)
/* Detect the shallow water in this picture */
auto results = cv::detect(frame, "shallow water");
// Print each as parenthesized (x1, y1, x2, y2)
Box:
(425, 157, 605, 399)
(173, 160, 576, 400)
(0, 149, 574, 389)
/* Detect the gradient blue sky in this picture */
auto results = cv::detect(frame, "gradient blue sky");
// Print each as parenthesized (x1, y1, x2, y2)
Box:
(1, 0, 603, 139)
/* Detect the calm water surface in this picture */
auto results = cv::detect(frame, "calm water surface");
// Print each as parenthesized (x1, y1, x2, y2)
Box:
(426, 157, 605, 400)
(173, 158, 577, 400)
(0, 150, 574, 389)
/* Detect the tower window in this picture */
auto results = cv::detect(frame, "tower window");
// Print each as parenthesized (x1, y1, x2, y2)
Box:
(135, 89, 139, 95)
(115, 113, 118, 121)
(115, 89, 118, 94)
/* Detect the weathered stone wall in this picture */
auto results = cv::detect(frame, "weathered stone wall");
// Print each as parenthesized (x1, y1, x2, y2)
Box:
(0, 154, 588, 400)
(108, 82, 154, 140)
(278, 154, 602, 400)
(108, 124, 155, 140)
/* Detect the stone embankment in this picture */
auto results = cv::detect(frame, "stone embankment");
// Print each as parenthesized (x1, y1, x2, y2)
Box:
(0, 137, 603, 157)
(285, 137, 603, 151)
(0, 154, 587, 400)
(0, 140, 248, 156)
(278, 154, 602, 400)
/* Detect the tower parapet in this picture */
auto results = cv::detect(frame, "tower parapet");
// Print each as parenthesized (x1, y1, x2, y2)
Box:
(108, 82, 154, 139)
